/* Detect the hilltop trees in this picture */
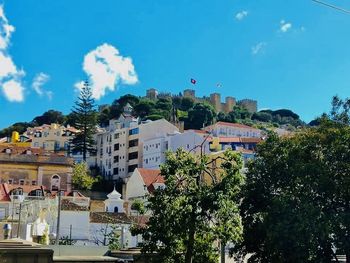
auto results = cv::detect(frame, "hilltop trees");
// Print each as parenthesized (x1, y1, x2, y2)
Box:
(70, 81, 98, 161)
(133, 149, 245, 263)
(186, 103, 216, 129)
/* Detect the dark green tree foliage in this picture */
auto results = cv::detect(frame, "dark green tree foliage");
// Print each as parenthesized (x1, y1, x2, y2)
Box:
(235, 123, 350, 262)
(98, 106, 111, 127)
(0, 122, 32, 137)
(330, 95, 350, 124)
(134, 149, 244, 263)
(110, 94, 140, 119)
(217, 106, 251, 123)
(32, 110, 65, 126)
(70, 81, 98, 161)
(186, 103, 216, 129)
(134, 99, 155, 118)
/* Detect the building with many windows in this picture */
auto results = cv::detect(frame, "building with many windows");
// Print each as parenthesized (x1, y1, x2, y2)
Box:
(0, 145, 73, 193)
(203, 121, 262, 138)
(26, 123, 78, 152)
(96, 105, 179, 180)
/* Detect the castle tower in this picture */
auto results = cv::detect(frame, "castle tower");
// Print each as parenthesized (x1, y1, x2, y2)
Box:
(237, 99, 258, 113)
(146, 88, 158, 100)
(183, 89, 195, 99)
(210, 93, 222, 112)
(224, 97, 236, 113)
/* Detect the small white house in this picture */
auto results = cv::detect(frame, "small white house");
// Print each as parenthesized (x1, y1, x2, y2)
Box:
(104, 187, 125, 213)
(125, 168, 164, 202)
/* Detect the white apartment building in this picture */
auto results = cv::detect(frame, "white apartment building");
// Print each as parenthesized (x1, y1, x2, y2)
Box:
(142, 130, 211, 169)
(96, 104, 179, 180)
(203, 121, 261, 138)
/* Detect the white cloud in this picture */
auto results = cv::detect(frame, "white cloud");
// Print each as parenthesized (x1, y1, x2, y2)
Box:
(235, 10, 248, 21)
(2, 79, 24, 102)
(32, 72, 52, 99)
(76, 43, 138, 99)
(251, 42, 267, 55)
(0, 5, 25, 102)
(280, 20, 292, 33)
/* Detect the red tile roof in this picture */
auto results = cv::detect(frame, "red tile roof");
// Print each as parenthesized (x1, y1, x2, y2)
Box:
(137, 168, 164, 193)
(206, 121, 260, 131)
(137, 168, 164, 186)
(0, 183, 46, 202)
(0, 145, 43, 155)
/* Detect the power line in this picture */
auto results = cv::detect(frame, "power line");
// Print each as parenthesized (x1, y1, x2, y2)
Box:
(311, 0, 350, 14)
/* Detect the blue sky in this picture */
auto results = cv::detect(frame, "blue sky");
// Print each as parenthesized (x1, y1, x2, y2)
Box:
(1, 0, 350, 128)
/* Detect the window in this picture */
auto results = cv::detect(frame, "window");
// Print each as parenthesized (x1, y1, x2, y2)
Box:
(114, 207, 119, 213)
(12, 188, 23, 195)
(129, 152, 138, 160)
(8, 179, 13, 184)
(145, 159, 148, 164)
(34, 142, 39, 147)
(32, 180, 37, 186)
(114, 133, 119, 139)
(19, 179, 25, 185)
(129, 128, 139, 135)
(114, 143, 119, 151)
(129, 139, 138, 148)
(128, 164, 138, 173)
(113, 168, 119, 175)
(114, 156, 119, 163)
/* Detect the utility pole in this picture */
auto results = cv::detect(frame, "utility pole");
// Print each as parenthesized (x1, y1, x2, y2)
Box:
(55, 190, 62, 245)
(16, 203, 22, 238)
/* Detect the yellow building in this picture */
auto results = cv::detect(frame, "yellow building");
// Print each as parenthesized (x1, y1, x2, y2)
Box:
(0, 145, 73, 192)
(26, 123, 78, 152)
(0, 131, 32, 147)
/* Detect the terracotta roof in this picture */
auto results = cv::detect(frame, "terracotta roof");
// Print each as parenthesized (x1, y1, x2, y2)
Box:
(205, 121, 260, 131)
(0, 145, 43, 155)
(0, 183, 46, 202)
(137, 168, 165, 194)
(90, 212, 133, 224)
(137, 168, 164, 186)
(216, 137, 241, 143)
(240, 137, 262, 143)
(61, 198, 89, 211)
(0, 151, 74, 166)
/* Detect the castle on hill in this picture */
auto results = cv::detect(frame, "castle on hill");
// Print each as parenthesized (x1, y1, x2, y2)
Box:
(145, 88, 257, 114)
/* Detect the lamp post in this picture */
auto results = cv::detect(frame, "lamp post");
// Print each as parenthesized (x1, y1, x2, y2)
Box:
(55, 190, 62, 245)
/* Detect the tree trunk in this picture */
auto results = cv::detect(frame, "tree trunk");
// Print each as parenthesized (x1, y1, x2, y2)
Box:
(185, 224, 195, 263)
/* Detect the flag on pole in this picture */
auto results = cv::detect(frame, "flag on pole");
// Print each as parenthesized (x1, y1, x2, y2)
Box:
(190, 78, 196, 85)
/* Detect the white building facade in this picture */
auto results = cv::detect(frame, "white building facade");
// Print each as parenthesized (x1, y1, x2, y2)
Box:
(96, 105, 179, 180)
(142, 130, 210, 169)
(203, 121, 261, 138)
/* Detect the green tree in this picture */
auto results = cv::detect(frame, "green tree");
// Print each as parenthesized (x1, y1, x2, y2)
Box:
(133, 149, 245, 263)
(32, 110, 65, 126)
(107, 225, 121, 250)
(70, 81, 98, 161)
(134, 99, 156, 118)
(235, 121, 350, 262)
(110, 94, 140, 119)
(180, 97, 195, 111)
(186, 103, 216, 129)
(251, 112, 272, 122)
(0, 122, 33, 138)
(72, 162, 98, 190)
